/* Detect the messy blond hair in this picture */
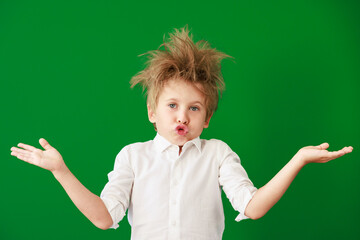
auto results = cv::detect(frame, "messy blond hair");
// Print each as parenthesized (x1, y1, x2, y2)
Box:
(130, 25, 231, 120)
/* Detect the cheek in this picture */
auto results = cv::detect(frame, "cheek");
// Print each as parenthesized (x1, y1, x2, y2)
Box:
(157, 110, 174, 123)
(193, 113, 207, 125)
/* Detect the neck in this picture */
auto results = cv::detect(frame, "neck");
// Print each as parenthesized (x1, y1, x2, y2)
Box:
(178, 146, 183, 155)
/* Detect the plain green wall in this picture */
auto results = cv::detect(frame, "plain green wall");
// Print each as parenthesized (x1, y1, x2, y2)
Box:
(1, 0, 359, 239)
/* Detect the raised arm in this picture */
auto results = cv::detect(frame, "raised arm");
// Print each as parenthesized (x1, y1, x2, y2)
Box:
(10, 138, 113, 230)
(244, 143, 353, 220)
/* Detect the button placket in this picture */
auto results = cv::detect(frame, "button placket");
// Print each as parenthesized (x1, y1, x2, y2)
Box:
(168, 152, 181, 239)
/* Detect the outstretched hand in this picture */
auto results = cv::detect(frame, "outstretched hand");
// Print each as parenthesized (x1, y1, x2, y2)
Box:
(295, 143, 353, 165)
(10, 138, 66, 173)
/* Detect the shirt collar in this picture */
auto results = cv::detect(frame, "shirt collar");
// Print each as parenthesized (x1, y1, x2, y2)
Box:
(153, 133, 202, 153)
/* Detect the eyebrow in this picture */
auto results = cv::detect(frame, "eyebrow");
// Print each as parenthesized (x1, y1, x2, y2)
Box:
(166, 98, 205, 106)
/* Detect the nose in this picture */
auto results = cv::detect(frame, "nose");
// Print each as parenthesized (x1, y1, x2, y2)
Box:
(177, 110, 189, 124)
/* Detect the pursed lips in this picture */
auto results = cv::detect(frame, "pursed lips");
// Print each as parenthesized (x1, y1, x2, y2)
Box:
(175, 124, 188, 136)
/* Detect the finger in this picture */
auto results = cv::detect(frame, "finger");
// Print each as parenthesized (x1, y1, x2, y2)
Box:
(317, 143, 329, 150)
(39, 138, 52, 150)
(17, 143, 37, 151)
(11, 152, 33, 163)
(10, 151, 18, 157)
(333, 147, 352, 156)
(328, 147, 351, 159)
(342, 146, 353, 154)
(11, 147, 32, 156)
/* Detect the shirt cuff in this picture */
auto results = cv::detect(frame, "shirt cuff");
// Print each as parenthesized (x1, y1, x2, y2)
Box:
(101, 197, 126, 229)
(235, 211, 250, 221)
(234, 187, 257, 222)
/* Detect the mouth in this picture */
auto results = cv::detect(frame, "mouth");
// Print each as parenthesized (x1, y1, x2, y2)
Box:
(175, 124, 188, 136)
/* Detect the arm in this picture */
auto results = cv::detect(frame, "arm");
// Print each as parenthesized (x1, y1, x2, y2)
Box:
(10, 138, 113, 230)
(244, 143, 353, 220)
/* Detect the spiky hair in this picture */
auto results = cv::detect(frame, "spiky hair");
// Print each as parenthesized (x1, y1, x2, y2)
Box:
(130, 25, 231, 120)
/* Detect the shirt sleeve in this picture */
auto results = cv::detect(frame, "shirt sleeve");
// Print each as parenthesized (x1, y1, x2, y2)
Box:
(218, 142, 257, 222)
(100, 146, 134, 229)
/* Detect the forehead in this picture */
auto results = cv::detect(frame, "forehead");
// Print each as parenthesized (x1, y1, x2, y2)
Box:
(158, 78, 206, 103)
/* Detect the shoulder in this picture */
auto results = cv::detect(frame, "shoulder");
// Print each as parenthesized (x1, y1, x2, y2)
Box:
(113, 139, 154, 165)
(200, 138, 241, 165)
(200, 138, 233, 152)
(122, 139, 154, 152)
(116, 139, 155, 158)
(200, 138, 236, 159)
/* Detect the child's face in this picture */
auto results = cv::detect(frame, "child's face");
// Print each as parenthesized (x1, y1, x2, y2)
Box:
(148, 78, 212, 147)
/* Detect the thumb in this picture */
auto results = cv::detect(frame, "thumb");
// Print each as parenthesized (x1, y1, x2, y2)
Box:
(316, 142, 329, 150)
(39, 138, 52, 150)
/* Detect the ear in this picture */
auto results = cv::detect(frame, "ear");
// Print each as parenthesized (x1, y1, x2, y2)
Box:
(203, 113, 213, 129)
(147, 104, 156, 123)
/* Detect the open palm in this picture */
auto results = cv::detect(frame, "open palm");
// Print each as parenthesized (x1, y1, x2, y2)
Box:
(296, 143, 353, 164)
(11, 138, 65, 172)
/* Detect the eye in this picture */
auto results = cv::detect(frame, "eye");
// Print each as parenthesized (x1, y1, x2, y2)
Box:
(190, 106, 199, 111)
(169, 103, 177, 109)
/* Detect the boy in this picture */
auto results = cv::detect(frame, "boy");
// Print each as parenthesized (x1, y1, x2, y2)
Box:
(10, 26, 353, 240)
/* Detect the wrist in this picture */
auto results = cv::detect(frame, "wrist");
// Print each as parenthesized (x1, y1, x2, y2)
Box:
(52, 164, 71, 181)
(291, 153, 307, 168)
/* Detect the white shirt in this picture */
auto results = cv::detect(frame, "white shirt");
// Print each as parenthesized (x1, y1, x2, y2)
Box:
(100, 134, 257, 240)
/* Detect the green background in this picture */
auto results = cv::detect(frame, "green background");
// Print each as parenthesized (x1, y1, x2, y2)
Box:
(1, 0, 359, 239)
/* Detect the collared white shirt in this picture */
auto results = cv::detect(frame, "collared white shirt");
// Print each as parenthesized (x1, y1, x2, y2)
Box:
(100, 134, 257, 240)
